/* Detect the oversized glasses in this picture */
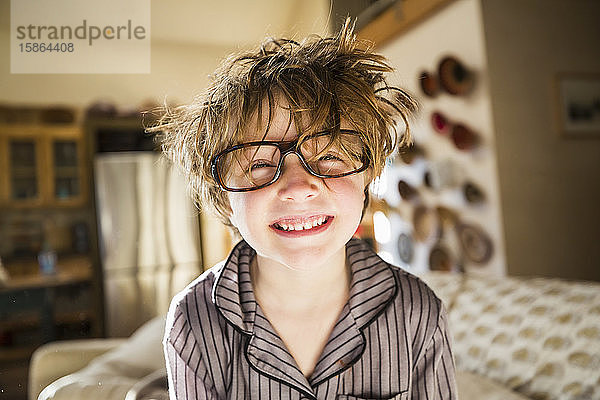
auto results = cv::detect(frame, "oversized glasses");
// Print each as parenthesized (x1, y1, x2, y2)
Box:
(211, 130, 370, 192)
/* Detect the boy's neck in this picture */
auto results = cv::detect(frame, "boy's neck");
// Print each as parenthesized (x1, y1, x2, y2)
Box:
(251, 247, 350, 313)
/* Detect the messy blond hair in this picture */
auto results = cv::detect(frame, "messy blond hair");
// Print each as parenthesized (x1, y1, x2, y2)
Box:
(150, 19, 417, 227)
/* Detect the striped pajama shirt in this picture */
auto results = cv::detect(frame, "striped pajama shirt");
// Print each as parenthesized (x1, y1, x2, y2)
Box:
(164, 239, 457, 399)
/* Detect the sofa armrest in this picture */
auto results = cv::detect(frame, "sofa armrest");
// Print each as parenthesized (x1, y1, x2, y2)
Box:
(125, 369, 168, 400)
(29, 338, 127, 400)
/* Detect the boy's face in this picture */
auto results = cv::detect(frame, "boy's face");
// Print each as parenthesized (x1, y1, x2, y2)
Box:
(226, 100, 369, 271)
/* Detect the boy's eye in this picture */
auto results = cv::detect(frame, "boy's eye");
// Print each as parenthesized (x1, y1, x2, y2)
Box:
(250, 160, 276, 170)
(319, 153, 344, 162)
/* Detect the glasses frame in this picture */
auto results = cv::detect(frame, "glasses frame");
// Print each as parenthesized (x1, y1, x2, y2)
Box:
(211, 129, 371, 192)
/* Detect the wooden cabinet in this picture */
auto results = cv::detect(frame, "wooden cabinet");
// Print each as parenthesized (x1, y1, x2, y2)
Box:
(0, 256, 96, 360)
(0, 110, 100, 399)
(0, 120, 98, 350)
(0, 124, 87, 208)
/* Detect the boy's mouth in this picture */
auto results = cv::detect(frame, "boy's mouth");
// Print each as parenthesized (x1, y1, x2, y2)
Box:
(271, 215, 332, 232)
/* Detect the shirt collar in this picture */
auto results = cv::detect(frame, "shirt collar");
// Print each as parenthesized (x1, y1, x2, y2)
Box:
(212, 240, 257, 335)
(213, 238, 397, 335)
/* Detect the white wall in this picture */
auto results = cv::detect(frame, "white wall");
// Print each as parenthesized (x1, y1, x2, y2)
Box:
(374, 0, 600, 281)
(377, 0, 506, 276)
(481, 0, 600, 281)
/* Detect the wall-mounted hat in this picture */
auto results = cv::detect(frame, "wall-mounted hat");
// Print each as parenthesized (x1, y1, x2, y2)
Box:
(398, 143, 425, 164)
(429, 243, 453, 271)
(431, 111, 450, 134)
(438, 56, 475, 96)
(456, 223, 493, 264)
(424, 159, 464, 191)
(397, 233, 414, 264)
(463, 181, 486, 204)
(419, 71, 439, 97)
(436, 205, 459, 228)
(451, 124, 479, 151)
(398, 180, 419, 201)
(430, 111, 480, 151)
(413, 205, 441, 243)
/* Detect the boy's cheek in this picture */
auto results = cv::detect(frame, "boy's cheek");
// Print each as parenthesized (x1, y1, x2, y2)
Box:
(226, 192, 259, 230)
(327, 177, 368, 205)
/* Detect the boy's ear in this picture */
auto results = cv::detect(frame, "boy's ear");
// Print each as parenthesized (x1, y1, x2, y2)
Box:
(228, 214, 237, 230)
(364, 167, 374, 186)
(222, 197, 236, 227)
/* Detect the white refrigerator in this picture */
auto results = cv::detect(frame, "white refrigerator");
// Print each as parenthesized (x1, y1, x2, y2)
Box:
(94, 152, 202, 337)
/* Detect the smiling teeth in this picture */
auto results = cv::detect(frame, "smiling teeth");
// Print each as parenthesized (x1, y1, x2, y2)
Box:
(276, 216, 327, 231)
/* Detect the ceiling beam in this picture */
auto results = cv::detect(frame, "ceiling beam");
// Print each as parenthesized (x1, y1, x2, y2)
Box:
(357, 0, 456, 48)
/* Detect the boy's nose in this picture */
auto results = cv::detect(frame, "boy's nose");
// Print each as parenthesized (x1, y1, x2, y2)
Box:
(276, 153, 320, 201)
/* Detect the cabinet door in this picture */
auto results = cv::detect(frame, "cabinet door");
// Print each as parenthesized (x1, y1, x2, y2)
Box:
(47, 127, 86, 206)
(0, 137, 7, 205)
(1, 127, 45, 207)
(10, 140, 39, 200)
(53, 140, 80, 199)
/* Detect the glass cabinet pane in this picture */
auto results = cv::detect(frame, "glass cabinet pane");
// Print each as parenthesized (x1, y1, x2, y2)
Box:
(53, 140, 80, 198)
(53, 141, 77, 167)
(55, 177, 80, 198)
(9, 140, 38, 199)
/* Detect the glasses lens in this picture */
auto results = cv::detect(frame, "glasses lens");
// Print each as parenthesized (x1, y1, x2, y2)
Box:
(300, 132, 366, 177)
(218, 144, 281, 190)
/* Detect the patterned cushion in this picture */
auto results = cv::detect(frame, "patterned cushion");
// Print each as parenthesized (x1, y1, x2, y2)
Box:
(422, 272, 600, 400)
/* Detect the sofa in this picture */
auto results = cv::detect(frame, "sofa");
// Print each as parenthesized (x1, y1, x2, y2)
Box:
(29, 272, 600, 400)
(29, 316, 167, 400)
(422, 272, 600, 400)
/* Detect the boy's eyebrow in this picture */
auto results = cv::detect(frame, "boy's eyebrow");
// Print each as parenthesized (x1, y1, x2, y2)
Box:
(239, 125, 299, 144)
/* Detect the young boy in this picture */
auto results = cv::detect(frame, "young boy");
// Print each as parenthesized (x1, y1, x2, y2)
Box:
(155, 20, 457, 400)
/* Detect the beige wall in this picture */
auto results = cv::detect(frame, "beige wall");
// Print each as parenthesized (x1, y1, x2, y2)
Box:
(481, 0, 600, 280)
(0, 1, 235, 108)
(0, 0, 330, 108)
